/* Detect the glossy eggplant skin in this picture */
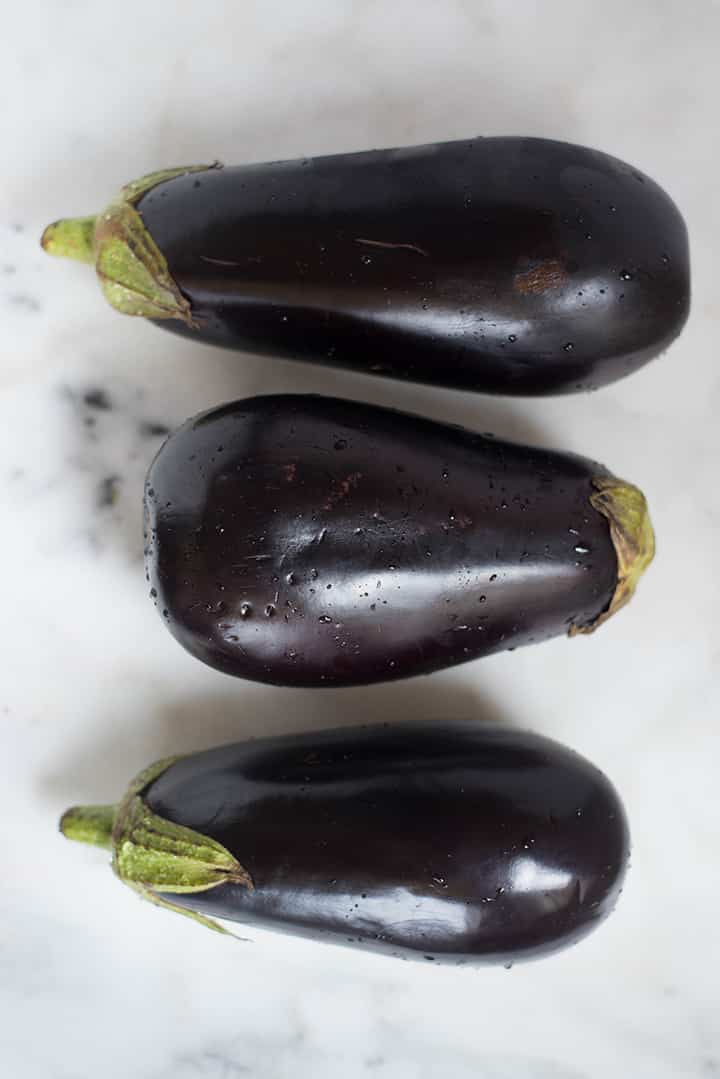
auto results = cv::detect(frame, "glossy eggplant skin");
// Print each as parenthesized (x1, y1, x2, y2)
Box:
(147, 722, 629, 964)
(145, 395, 620, 687)
(139, 136, 689, 395)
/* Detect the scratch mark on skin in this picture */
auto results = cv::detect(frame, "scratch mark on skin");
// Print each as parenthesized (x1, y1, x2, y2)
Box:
(355, 238, 429, 257)
(513, 259, 568, 295)
(324, 473, 362, 511)
(199, 254, 263, 267)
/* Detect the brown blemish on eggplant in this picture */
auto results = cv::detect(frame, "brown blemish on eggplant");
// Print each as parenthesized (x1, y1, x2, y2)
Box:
(513, 259, 568, 295)
(324, 472, 362, 511)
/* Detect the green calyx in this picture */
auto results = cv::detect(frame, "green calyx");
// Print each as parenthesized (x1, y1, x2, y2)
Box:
(571, 474, 655, 636)
(41, 164, 219, 325)
(60, 755, 253, 935)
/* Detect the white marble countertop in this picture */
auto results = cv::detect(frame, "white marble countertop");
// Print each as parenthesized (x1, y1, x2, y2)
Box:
(2, 2, 719, 1077)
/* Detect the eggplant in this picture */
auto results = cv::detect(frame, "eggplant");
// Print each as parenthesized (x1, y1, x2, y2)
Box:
(60, 721, 629, 964)
(41, 137, 689, 395)
(144, 394, 654, 687)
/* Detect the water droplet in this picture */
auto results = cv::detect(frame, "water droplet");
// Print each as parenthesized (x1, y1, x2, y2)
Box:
(240, 602, 252, 618)
(574, 544, 590, 554)
(576, 808, 583, 817)
(149, 587, 157, 598)
(441, 469, 449, 481)
(264, 604, 276, 618)
(431, 875, 447, 888)
(478, 594, 486, 603)
(361, 255, 372, 265)
(619, 269, 633, 281)
(507, 334, 517, 343)
(286, 572, 296, 585)
(504, 962, 513, 971)
(318, 614, 332, 624)
(661, 252, 670, 264)
(490, 573, 497, 582)
(585, 232, 592, 240)
(288, 650, 298, 660)
(311, 568, 319, 580)
(609, 203, 617, 213)
(162, 608, 169, 619)
(334, 438, 347, 451)
(563, 342, 574, 352)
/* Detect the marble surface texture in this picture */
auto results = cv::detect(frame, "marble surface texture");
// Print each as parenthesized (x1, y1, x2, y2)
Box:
(2, 2, 719, 1077)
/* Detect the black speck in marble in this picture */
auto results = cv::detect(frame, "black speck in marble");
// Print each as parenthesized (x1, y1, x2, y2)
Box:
(98, 474, 120, 507)
(139, 419, 170, 438)
(8, 293, 40, 311)
(83, 388, 112, 411)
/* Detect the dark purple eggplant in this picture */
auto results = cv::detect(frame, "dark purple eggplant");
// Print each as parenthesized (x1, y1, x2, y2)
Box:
(41, 137, 689, 395)
(60, 721, 629, 964)
(144, 394, 653, 687)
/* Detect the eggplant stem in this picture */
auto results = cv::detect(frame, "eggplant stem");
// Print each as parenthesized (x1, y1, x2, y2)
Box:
(60, 804, 116, 849)
(41, 216, 97, 263)
(40, 165, 217, 323)
(571, 475, 655, 635)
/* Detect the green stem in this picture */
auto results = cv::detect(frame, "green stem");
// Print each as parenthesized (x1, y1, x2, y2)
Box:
(40, 164, 217, 322)
(41, 216, 97, 263)
(60, 804, 117, 849)
(571, 474, 655, 635)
